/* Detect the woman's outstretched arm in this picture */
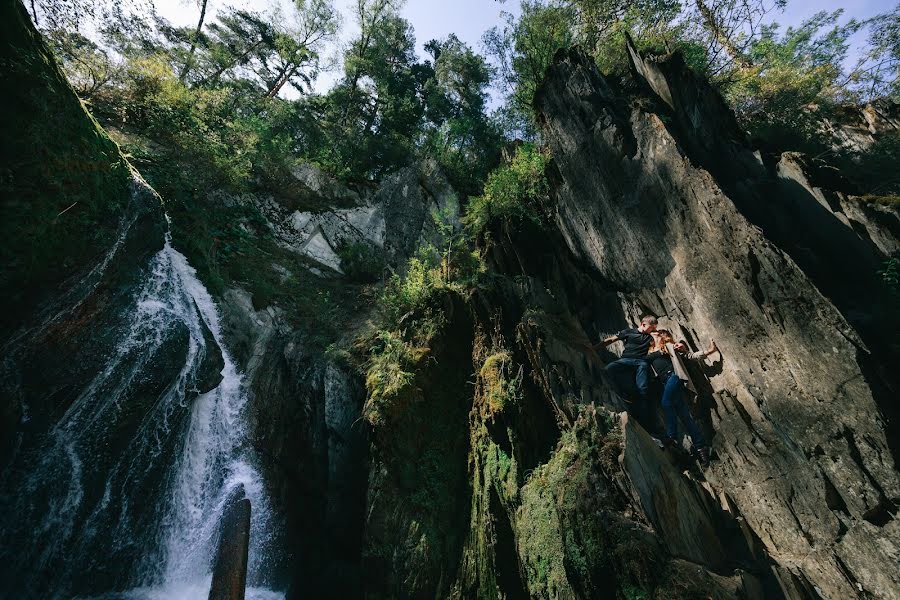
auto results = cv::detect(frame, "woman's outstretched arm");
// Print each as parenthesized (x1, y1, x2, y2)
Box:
(679, 338, 718, 360)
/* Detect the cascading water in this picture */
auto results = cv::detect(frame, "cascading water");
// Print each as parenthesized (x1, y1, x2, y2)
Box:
(0, 218, 283, 599)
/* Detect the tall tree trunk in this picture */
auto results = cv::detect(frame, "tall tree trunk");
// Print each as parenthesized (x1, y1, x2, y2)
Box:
(265, 65, 297, 98)
(695, 0, 753, 70)
(30, 0, 38, 25)
(180, 0, 209, 83)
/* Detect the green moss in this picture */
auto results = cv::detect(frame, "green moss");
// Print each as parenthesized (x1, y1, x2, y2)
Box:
(361, 290, 474, 597)
(0, 2, 135, 337)
(854, 194, 900, 207)
(363, 329, 429, 426)
(479, 350, 519, 415)
(515, 407, 662, 598)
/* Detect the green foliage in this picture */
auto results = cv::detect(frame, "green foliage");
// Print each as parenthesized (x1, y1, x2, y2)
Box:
(364, 329, 428, 425)
(516, 407, 660, 598)
(479, 350, 521, 416)
(464, 143, 551, 234)
(848, 7, 900, 103)
(879, 257, 900, 297)
(725, 10, 862, 151)
(381, 256, 446, 322)
(483, 1, 575, 137)
(363, 201, 484, 426)
(43, 28, 121, 99)
(422, 34, 504, 194)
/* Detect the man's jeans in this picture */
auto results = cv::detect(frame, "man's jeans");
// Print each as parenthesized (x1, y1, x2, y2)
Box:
(660, 372, 706, 449)
(605, 357, 653, 425)
(605, 357, 652, 401)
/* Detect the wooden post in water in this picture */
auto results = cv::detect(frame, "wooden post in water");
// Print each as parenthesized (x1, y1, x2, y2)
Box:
(208, 490, 251, 600)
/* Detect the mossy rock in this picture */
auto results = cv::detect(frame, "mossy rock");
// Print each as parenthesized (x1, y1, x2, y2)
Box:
(0, 0, 135, 339)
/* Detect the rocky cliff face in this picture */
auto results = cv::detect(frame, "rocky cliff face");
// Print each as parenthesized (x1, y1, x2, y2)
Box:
(0, 0, 177, 462)
(534, 43, 899, 598)
(0, 3, 233, 595)
(210, 159, 463, 596)
(355, 44, 900, 599)
(4, 1, 899, 596)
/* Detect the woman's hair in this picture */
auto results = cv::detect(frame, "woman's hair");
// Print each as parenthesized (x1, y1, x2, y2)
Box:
(652, 329, 675, 351)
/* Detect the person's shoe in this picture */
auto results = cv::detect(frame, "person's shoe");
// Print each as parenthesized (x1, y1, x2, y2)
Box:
(697, 446, 711, 468)
(661, 436, 679, 450)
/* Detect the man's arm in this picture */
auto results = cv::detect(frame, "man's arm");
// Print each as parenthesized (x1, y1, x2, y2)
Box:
(590, 335, 620, 351)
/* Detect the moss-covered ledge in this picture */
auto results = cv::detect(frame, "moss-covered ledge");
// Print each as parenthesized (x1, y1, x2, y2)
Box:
(0, 0, 152, 340)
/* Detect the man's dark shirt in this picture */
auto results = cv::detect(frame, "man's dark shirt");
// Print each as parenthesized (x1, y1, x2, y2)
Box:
(616, 328, 653, 359)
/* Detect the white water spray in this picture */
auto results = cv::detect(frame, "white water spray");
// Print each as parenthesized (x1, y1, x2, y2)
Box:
(1, 219, 283, 599)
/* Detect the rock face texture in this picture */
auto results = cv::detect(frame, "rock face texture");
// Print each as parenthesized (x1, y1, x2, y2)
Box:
(0, 0, 175, 460)
(219, 159, 460, 275)
(4, 2, 899, 597)
(212, 161, 462, 597)
(821, 99, 900, 154)
(356, 45, 900, 600)
(0, 4, 239, 597)
(532, 44, 900, 597)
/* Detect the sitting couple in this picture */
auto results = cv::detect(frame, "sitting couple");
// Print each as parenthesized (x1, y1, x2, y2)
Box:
(596, 315, 718, 467)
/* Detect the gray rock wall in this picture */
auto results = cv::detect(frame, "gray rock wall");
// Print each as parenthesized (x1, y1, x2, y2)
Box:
(535, 45, 900, 599)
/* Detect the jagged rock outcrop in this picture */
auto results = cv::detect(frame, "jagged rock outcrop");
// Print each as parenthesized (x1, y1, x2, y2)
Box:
(357, 43, 899, 600)
(532, 43, 900, 598)
(219, 160, 460, 275)
(820, 100, 900, 155)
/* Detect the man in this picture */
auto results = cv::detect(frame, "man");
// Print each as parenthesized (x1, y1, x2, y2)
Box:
(594, 315, 658, 425)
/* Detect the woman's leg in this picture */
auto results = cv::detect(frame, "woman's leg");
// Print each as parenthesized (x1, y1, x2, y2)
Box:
(673, 387, 706, 449)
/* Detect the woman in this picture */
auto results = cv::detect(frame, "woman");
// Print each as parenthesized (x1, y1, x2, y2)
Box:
(645, 329, 718, 467)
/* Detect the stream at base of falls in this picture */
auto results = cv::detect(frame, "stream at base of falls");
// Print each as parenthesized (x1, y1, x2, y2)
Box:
(0, 226, 284, 599)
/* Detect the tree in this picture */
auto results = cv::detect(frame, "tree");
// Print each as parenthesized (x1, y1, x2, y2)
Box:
(483, 1, 575, 138)
(44, 28, 122, 99)
(848, 6, 900, 102)
(725, 10, 863, 149)
(422, 35, 502, 193)
(261, 0, 340, 98)
(688, 0, 786, 76)
(311, 7, 424, 178)
(344, 0, 406, 105)
(196, 9, 277, 87)
(179, 0, 209, 82)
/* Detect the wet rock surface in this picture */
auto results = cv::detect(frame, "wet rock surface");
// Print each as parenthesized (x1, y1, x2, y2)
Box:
(217, 287, 369, 597)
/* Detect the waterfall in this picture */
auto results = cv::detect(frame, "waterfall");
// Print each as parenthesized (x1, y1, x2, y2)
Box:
(0, 225, 283, 599)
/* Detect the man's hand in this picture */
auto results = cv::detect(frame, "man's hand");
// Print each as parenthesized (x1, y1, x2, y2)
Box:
(593, 335, 619, 350)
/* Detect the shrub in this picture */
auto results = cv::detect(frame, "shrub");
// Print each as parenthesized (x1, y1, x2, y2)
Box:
(464, 142, 550, 234)
(364, 329, 429, 425)
(479, 350, 521, 416)
(337, 240, 385, 283)
(878, 257, 900, 297)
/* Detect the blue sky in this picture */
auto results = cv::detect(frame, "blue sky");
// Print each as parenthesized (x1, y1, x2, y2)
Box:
(152, 0, 894, 97)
